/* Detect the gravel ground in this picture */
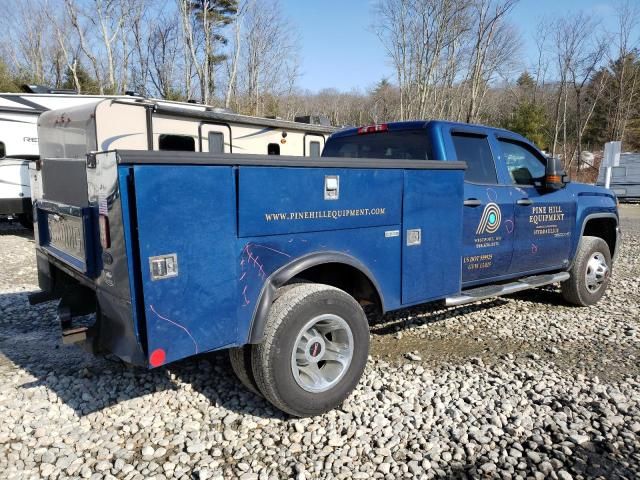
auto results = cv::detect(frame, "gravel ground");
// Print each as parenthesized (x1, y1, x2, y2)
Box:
(0, 206, 639, 480)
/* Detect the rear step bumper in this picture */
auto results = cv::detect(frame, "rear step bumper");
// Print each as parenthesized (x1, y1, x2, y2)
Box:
(445, 272, 570, 307)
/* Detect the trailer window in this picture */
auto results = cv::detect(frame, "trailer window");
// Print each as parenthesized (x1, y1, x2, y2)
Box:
(208, 132, 224, 153)
(159, 134, 195, 152)
(321, 129, 431, 159)
(268, 143, 280, 155)
(0, 141, 4, 158)
(451, 133, 497, 184)
(309, 141, 321, 157)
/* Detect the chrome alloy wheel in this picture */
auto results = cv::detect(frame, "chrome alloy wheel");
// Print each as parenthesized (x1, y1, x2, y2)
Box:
(291, 314, 354, 393)
(585, 251, 609, 293)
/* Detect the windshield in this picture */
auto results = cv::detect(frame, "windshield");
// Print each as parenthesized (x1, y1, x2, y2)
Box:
(322, 129, 432, 160)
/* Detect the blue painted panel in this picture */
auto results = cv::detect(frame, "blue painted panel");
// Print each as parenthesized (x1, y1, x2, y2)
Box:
(509, 186, 576, 273)
(401, 170, 464, 303)
(133, 165, 238, 365)
(234, 226, 402, 343)
(461, 184, 516, 283)
(238, 167, 403, 237)
(571, 185, 618, 259)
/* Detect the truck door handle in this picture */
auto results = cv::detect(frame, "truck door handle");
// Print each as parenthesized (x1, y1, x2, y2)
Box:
(517, 198, 533, 206)
(463, 198, 482, 207)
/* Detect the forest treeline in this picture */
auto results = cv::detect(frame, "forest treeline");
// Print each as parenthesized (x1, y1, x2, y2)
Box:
(0, 0, 639, 175)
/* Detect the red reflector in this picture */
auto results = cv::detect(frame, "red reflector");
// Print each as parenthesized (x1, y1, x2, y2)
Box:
(357, 123, 389, 134)
(149, 348, 166, 367)
(99, 215, 111, 249)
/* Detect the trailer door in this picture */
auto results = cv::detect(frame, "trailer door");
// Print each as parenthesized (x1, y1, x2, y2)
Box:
(304, 134, 325, 157)
(200, 124, 232, 153)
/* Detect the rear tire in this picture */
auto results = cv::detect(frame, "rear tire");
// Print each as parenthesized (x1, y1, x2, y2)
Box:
(229, 346, 262, 397)
(561, 236, 612, 306)
(251, 283, 369, 417)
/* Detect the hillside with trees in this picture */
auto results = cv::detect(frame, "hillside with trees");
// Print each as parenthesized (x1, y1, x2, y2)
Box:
(0, 0, 639, 179)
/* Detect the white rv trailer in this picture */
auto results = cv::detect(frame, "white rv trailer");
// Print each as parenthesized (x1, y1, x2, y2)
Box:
(32, 98, 334, 205)
(0, 91, 144, 224)
(3, 93, 335, 221)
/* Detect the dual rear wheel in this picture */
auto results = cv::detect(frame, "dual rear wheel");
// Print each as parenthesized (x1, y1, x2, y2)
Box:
(229, 283, 369, 417)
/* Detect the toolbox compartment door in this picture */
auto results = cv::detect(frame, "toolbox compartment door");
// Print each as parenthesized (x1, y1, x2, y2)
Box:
(132, 165, 238, 365)
(401, 169, 464, 304)
(237, 167, 403, 237)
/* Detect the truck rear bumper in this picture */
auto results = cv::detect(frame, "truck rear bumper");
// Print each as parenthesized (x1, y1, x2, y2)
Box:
(32, 249, 147, 367)
(0, 197, 31, 215)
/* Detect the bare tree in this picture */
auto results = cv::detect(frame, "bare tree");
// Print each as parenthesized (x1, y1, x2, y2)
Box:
(224, 1, 247, 108)
(239, 0, 300, 116)
(464, 0, 520, 123)
(610, 0, 640, 142)
(547, 12, 608, 169)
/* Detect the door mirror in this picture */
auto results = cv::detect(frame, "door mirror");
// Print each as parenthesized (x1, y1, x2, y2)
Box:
(544, 157, 569, 190)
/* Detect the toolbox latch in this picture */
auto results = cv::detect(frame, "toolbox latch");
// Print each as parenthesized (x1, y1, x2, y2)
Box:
(324, 175, 339, 200)
(149, 254, 179, 280)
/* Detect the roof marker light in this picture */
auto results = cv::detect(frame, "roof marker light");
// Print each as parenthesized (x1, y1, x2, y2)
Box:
(357, 123, 389, 135)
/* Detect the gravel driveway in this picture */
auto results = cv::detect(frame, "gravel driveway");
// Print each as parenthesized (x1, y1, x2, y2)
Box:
(1, 206, 639, 480)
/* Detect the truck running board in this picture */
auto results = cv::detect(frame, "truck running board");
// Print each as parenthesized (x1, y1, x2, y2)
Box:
(445, 272, 570, 307)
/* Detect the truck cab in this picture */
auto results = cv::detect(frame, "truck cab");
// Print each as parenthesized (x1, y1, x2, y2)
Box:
(323, 120, 620, 294)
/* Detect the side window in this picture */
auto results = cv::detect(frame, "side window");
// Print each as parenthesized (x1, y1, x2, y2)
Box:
(309, 141, 321, 157)
(0, 141, 5, 158)
(451, 133, 497, 184)
(499, 140, 546, 185)
(158, 134, 195, 151)
(208, 132, 224, 153)
(268, 143, 280, 155)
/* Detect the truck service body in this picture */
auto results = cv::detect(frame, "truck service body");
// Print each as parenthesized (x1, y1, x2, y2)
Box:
(30, 118, 620, 416)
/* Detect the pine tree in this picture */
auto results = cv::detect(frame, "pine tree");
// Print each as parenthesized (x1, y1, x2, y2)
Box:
(61, 63, 101, 94)
(505, 102, 547, 148)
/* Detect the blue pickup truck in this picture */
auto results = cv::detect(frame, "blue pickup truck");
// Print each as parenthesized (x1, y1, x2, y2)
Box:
(30, 120, 619, 416)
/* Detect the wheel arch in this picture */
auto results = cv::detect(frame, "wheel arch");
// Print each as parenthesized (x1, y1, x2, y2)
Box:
(246, 252, 385, 344)
(579, 213, 619, 261)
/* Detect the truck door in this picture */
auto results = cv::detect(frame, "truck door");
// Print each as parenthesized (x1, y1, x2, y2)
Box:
(496, 138, 576, 274)
(200, 123, 231, 153)
(304, 134, 325, 157)
(451, 131, 515, 285)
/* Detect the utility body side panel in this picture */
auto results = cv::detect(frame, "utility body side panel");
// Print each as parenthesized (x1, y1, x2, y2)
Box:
(131, 165, 238, 365)
(124, 156, 464, 366)
(401, 169, 464, 303)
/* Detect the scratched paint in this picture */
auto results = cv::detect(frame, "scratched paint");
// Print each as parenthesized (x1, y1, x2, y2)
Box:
(149, 304, 199, 354)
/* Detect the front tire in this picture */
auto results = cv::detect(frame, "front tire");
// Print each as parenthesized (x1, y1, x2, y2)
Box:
(251, 283, 369, 417)
(561, 236, 612, 306)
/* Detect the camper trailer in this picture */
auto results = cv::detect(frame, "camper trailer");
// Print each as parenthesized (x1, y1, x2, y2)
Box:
(597, 152, 640, 201)
(3, 92, 335, 222)
(0, 90, 144, 225)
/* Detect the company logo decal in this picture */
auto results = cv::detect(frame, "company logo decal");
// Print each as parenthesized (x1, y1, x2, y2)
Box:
(476, 202, 501, 235)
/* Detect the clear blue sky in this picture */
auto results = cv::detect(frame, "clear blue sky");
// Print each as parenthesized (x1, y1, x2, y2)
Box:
(281, 0, 632, 93)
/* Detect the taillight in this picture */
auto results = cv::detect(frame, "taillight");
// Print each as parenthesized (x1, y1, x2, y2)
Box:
(357, 123, 389, 135)
(99, 215, 111, 249)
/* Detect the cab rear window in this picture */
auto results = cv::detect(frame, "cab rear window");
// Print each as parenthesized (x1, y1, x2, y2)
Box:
(322, 130, 431, 160)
